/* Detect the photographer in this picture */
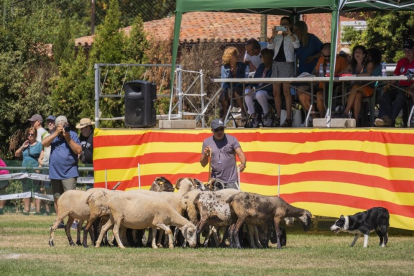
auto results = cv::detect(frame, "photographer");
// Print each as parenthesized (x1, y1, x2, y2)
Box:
(42, 116, 81, 216)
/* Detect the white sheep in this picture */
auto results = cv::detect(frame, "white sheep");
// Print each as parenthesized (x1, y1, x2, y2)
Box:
(91, 190, 197, 249)
(49, 189, 101, 247)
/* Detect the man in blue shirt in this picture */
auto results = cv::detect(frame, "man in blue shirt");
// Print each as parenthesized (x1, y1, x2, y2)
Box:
(42, 115, 81, 215)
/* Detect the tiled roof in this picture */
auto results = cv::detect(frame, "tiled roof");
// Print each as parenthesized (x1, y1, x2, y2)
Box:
(75, 12, 356, 47)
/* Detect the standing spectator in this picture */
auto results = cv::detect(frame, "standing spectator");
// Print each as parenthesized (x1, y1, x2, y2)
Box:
(42, 115, 81, 215)
(38, 115, 56, 215)
(15, 127, 43, 215)
(200, 119, 246, 189)
(0, 155, 10, 215)
(244, 48, 274, 127)
(244, 38, 264, 71)
(375, 39, 414, 127)
(28, 114, 46, 142)
(293, 21, 323, 75)
(220, 47, 248, 122)
(268, 17, 300, 127)
(76, 118, 95, 190)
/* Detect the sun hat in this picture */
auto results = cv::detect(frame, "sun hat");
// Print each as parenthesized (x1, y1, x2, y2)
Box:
(211, 119, 226, 130)
(55, 115, 68, 126)
(76, 118, 95, 129)
(27, 114, 43, 122)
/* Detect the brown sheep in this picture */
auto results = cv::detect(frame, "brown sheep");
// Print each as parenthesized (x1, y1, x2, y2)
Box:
(226, 192, 312, 249)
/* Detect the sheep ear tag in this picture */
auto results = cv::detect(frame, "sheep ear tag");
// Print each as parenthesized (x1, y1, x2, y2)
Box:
(159, 181, 164, 185)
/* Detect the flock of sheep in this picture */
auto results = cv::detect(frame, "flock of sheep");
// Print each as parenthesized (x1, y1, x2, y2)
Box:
(49, 177, 312, 249)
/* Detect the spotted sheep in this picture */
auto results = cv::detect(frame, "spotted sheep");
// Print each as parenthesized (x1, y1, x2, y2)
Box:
(226, 192, 312, 249)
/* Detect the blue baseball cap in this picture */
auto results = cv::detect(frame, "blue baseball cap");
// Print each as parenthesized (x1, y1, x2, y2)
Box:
(46, 115, 56, 121)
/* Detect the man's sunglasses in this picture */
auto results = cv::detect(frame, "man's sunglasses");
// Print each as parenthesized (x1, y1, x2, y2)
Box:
(213, 128, 225, 133)
(27, 133, 35, 137)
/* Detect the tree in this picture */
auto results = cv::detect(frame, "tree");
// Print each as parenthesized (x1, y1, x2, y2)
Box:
(342, 11, 414, 62)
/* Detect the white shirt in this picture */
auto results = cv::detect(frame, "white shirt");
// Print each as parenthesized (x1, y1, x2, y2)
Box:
(267, 34, 300, 63)
(244, 42, 267, 70)
(37, 127, 46, 142)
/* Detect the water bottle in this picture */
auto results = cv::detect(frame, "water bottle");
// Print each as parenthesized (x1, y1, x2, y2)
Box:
(382, 62, 387, 76)
(245, 65, 250, 78)
(319, 63, 324, 77)
(326, 62, 330, 75)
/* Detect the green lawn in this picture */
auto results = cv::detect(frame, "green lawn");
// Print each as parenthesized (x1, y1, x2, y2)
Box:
(0, 214, 413, 276)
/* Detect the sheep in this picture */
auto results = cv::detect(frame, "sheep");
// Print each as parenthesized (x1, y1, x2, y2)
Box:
(91, 190, 197, 249)
(149, 176, 175, 192)
(192, 188, 240, 247)
(226, 192, 312, 249)
(180, 178, 225, 225)
(49, 190, 99, 247)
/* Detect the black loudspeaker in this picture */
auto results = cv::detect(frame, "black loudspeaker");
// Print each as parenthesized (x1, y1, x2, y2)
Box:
(124, 80, 157, 128)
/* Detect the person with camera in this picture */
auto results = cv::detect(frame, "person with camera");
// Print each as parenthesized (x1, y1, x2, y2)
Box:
(42, 115, 81, 216)
(267, 17, 300, 127)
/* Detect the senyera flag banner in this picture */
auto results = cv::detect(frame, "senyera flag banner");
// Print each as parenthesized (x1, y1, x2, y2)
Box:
(93, 128, 414, 230)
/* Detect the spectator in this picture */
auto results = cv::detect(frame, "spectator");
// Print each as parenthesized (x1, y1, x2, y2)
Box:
(28, 114, 46, 142)
(42, 115, 81, 216)
(220, 47, 248, 122)
(15, 127, 43, 215)
(244, 38, 264, 71)
(76, 118, 95, 190)
(200, 119, 246, 189)
(38, 115, 56, 215)
(244, 48, 274, 127)
(0, 155, 10, 215)
(339, 48, 352, 65)
(375, 39, 414, 127)
(268, 17, 300, 127)
(297, 43, 348, 119)
(293, 21, 323, 75)
(339, 46, 382, 124)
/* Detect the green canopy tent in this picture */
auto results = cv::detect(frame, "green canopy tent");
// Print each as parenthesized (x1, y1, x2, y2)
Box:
(170, 0, 414, 125)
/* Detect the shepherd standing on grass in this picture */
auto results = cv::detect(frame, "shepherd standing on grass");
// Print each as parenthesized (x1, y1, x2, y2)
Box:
(200, 119, 246, 189)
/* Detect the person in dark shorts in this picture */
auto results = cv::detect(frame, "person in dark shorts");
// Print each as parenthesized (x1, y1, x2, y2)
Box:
(200, 119, 246, 189)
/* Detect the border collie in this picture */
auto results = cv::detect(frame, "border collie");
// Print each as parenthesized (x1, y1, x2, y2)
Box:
(330, 207, 389, 247)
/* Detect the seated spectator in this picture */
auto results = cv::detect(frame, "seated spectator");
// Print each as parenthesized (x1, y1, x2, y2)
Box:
(297, 43, 348, 119)
(244, 38, 264, 71)
(339, 48, 352, 65)
(220, 47, 248, 122)
(375, 39, 414, 127)
(339, 46, 382, 124)
(268, 17, 300, 127)
(244, 48, 274, 127)
(0, 155, 9, 215)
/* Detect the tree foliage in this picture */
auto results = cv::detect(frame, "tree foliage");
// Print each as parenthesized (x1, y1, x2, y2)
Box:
(342, 11, 414, 62)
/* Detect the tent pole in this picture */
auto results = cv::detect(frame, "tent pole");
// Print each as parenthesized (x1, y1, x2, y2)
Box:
(169, 12, 183, 120)
(327, 0, 341, 127)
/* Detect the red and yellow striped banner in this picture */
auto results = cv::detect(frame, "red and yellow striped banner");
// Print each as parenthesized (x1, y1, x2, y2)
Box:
(93, 128, 414, 230)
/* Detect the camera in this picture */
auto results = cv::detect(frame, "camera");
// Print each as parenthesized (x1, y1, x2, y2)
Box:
(64, 126, 70, 132)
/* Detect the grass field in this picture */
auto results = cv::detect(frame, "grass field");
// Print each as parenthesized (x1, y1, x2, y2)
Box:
(1, 214, 413, 276)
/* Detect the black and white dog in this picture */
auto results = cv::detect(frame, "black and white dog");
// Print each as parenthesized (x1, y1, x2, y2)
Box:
(330, 207, 389, 247)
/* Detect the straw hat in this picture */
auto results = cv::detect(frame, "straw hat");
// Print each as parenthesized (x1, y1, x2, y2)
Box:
(76, 118, 95, 129)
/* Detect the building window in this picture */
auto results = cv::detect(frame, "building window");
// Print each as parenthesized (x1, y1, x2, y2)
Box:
(341, 20, 367, 45)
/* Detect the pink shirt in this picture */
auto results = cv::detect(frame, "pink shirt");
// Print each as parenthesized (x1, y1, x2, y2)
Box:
(0, 159, 9, 175)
